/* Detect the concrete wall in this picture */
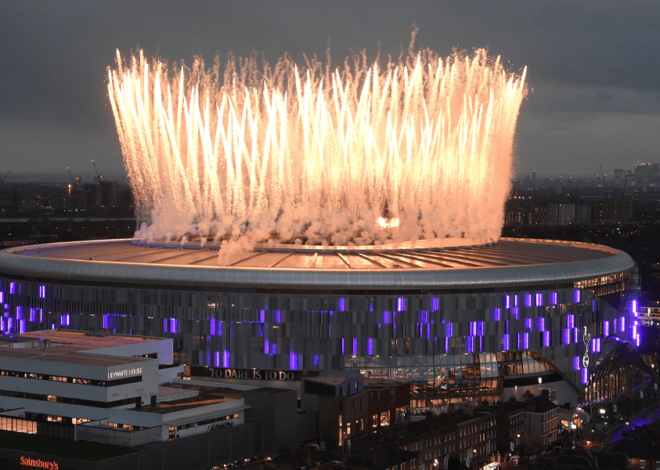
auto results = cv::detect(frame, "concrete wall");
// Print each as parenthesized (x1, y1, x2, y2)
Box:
(243, 389, 299, 455)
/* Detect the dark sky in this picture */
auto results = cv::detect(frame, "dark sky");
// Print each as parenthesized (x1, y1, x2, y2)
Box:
(1, 0, 659, 180)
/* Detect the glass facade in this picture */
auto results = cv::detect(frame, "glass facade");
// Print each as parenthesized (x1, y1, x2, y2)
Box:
(0, 270, 633, 404)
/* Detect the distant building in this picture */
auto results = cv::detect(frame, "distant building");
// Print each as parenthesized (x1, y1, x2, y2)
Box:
(592, 199, 634, 222)
(614, 169, 626, 188)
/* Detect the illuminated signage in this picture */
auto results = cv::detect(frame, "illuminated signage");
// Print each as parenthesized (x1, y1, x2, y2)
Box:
(582, 326, 591, 369)
(213, 369, 295, 381)
(107, 367, 142, 380)
(20, 457, 58, 470)
(188, 366, 319, 381)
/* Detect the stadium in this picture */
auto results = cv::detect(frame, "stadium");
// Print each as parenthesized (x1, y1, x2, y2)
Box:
(0, 236, 642, 408)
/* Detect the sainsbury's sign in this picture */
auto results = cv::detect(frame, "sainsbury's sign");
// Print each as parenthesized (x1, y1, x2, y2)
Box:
(107, 367, 143, 380)
(20, 457, 58, 470)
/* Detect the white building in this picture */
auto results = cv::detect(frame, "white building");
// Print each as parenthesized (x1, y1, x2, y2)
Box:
(0, 330, 248, 445)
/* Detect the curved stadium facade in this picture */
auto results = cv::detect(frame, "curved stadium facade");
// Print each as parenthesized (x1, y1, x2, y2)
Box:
(0, 237, 638, 407)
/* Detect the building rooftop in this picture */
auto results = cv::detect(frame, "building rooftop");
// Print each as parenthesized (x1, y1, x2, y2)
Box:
(0, 330, 164, 368)
(139, 384, 239, 414)
(19, 330, 159, 348)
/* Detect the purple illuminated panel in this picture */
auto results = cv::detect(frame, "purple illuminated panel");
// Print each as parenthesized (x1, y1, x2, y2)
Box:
(0, 292, 3, 303)
(574, 328, 578, 344)
(574, 356, 580, 371)
(16, 306, 22, 319)
(502, 334, 510, 351)
(29, 308, 35, 322)
(275, 310, 281, 323)
(511, 308, 519, 320)
(535, 293, 543, 306)
(613, 318, 618, 334)
(353, 338, 358, 355)
(210, 320, 216, 336)
(620, 316, 626, 331)
(492, 308, 501, 321)
(523, 332, 529, 349)
(9, 282, 15, 295)
(19, 319, 25, 334)
(264, 338, 270, 354)
(39, 286, 46, 299)
(367, 338, 374, 355)
(290, 351, 298, 370)
(524, 294, 532, 308)
(432, 298, 439, 311)
(550, 292, 558, 305)
(573, 290, 581, 303)
(567, 314, 575, 329)
(603, 320, 610, 337)
(259, 310, 265, 323)
(538, 317, 545, 332)
(163, 318, 168, 332)
(504, 295, 510, 309)
(337, 298, 346, 312)
(632, 300, 637, 317)
(465, 336, 474, 353)
(563, 328, 571, 345)
(271, 343, 277, 355)
(60, 314, 69, 326)
(397, 297, 406, 312)
(383, 311, 390, 324)
(369, 300, 374, 312)
(215, 351, 220, 367)
(543, 331, 550, 348)
(341, 338, 345, 355)
(591, 300, 596, 312)
(222, 350, 231, 368)
(514, 295, 518, 308)
(525, 318, 532, 331)
(313, 355, 320, 366)
(446, 322, 453, 337)
(581, 367, 589, 385)
(169, 318, 178, 334)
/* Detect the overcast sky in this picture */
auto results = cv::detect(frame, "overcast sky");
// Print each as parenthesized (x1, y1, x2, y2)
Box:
(1, 0, 659, 180)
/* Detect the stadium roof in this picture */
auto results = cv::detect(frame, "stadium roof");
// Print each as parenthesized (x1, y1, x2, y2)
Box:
(0, 238, 635, 291)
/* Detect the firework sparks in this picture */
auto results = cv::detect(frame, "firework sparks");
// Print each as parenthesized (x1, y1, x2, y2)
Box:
(108, 46, 526, 247)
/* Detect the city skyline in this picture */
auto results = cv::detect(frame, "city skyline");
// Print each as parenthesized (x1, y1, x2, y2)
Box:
(1, 1, 659, 177)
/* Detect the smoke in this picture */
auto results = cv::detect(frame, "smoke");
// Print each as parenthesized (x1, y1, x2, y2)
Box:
(109, 43, 527, 252)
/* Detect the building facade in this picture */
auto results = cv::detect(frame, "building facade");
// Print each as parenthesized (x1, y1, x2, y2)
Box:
(0, 238, 638, 409)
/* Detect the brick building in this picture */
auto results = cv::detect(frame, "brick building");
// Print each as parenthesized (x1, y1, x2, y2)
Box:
(302, 375, 410, 449)
(381, 406, 498, 470)
(524, 391, 559, 446)
(496, 397, 527, 451)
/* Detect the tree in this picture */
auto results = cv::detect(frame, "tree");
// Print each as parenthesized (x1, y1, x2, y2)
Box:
(526, 434, 545, 456)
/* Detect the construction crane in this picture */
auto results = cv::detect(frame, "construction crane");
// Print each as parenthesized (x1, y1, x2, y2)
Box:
(0, 169, 10, 186)
(67, 167, 76, 186)
(91, 159, 103, 182)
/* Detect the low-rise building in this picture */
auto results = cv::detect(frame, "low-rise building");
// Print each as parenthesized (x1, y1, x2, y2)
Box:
(302, 375, 410, 449)
(496, 397, 527, 451)
(524, 390, 559, 446)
